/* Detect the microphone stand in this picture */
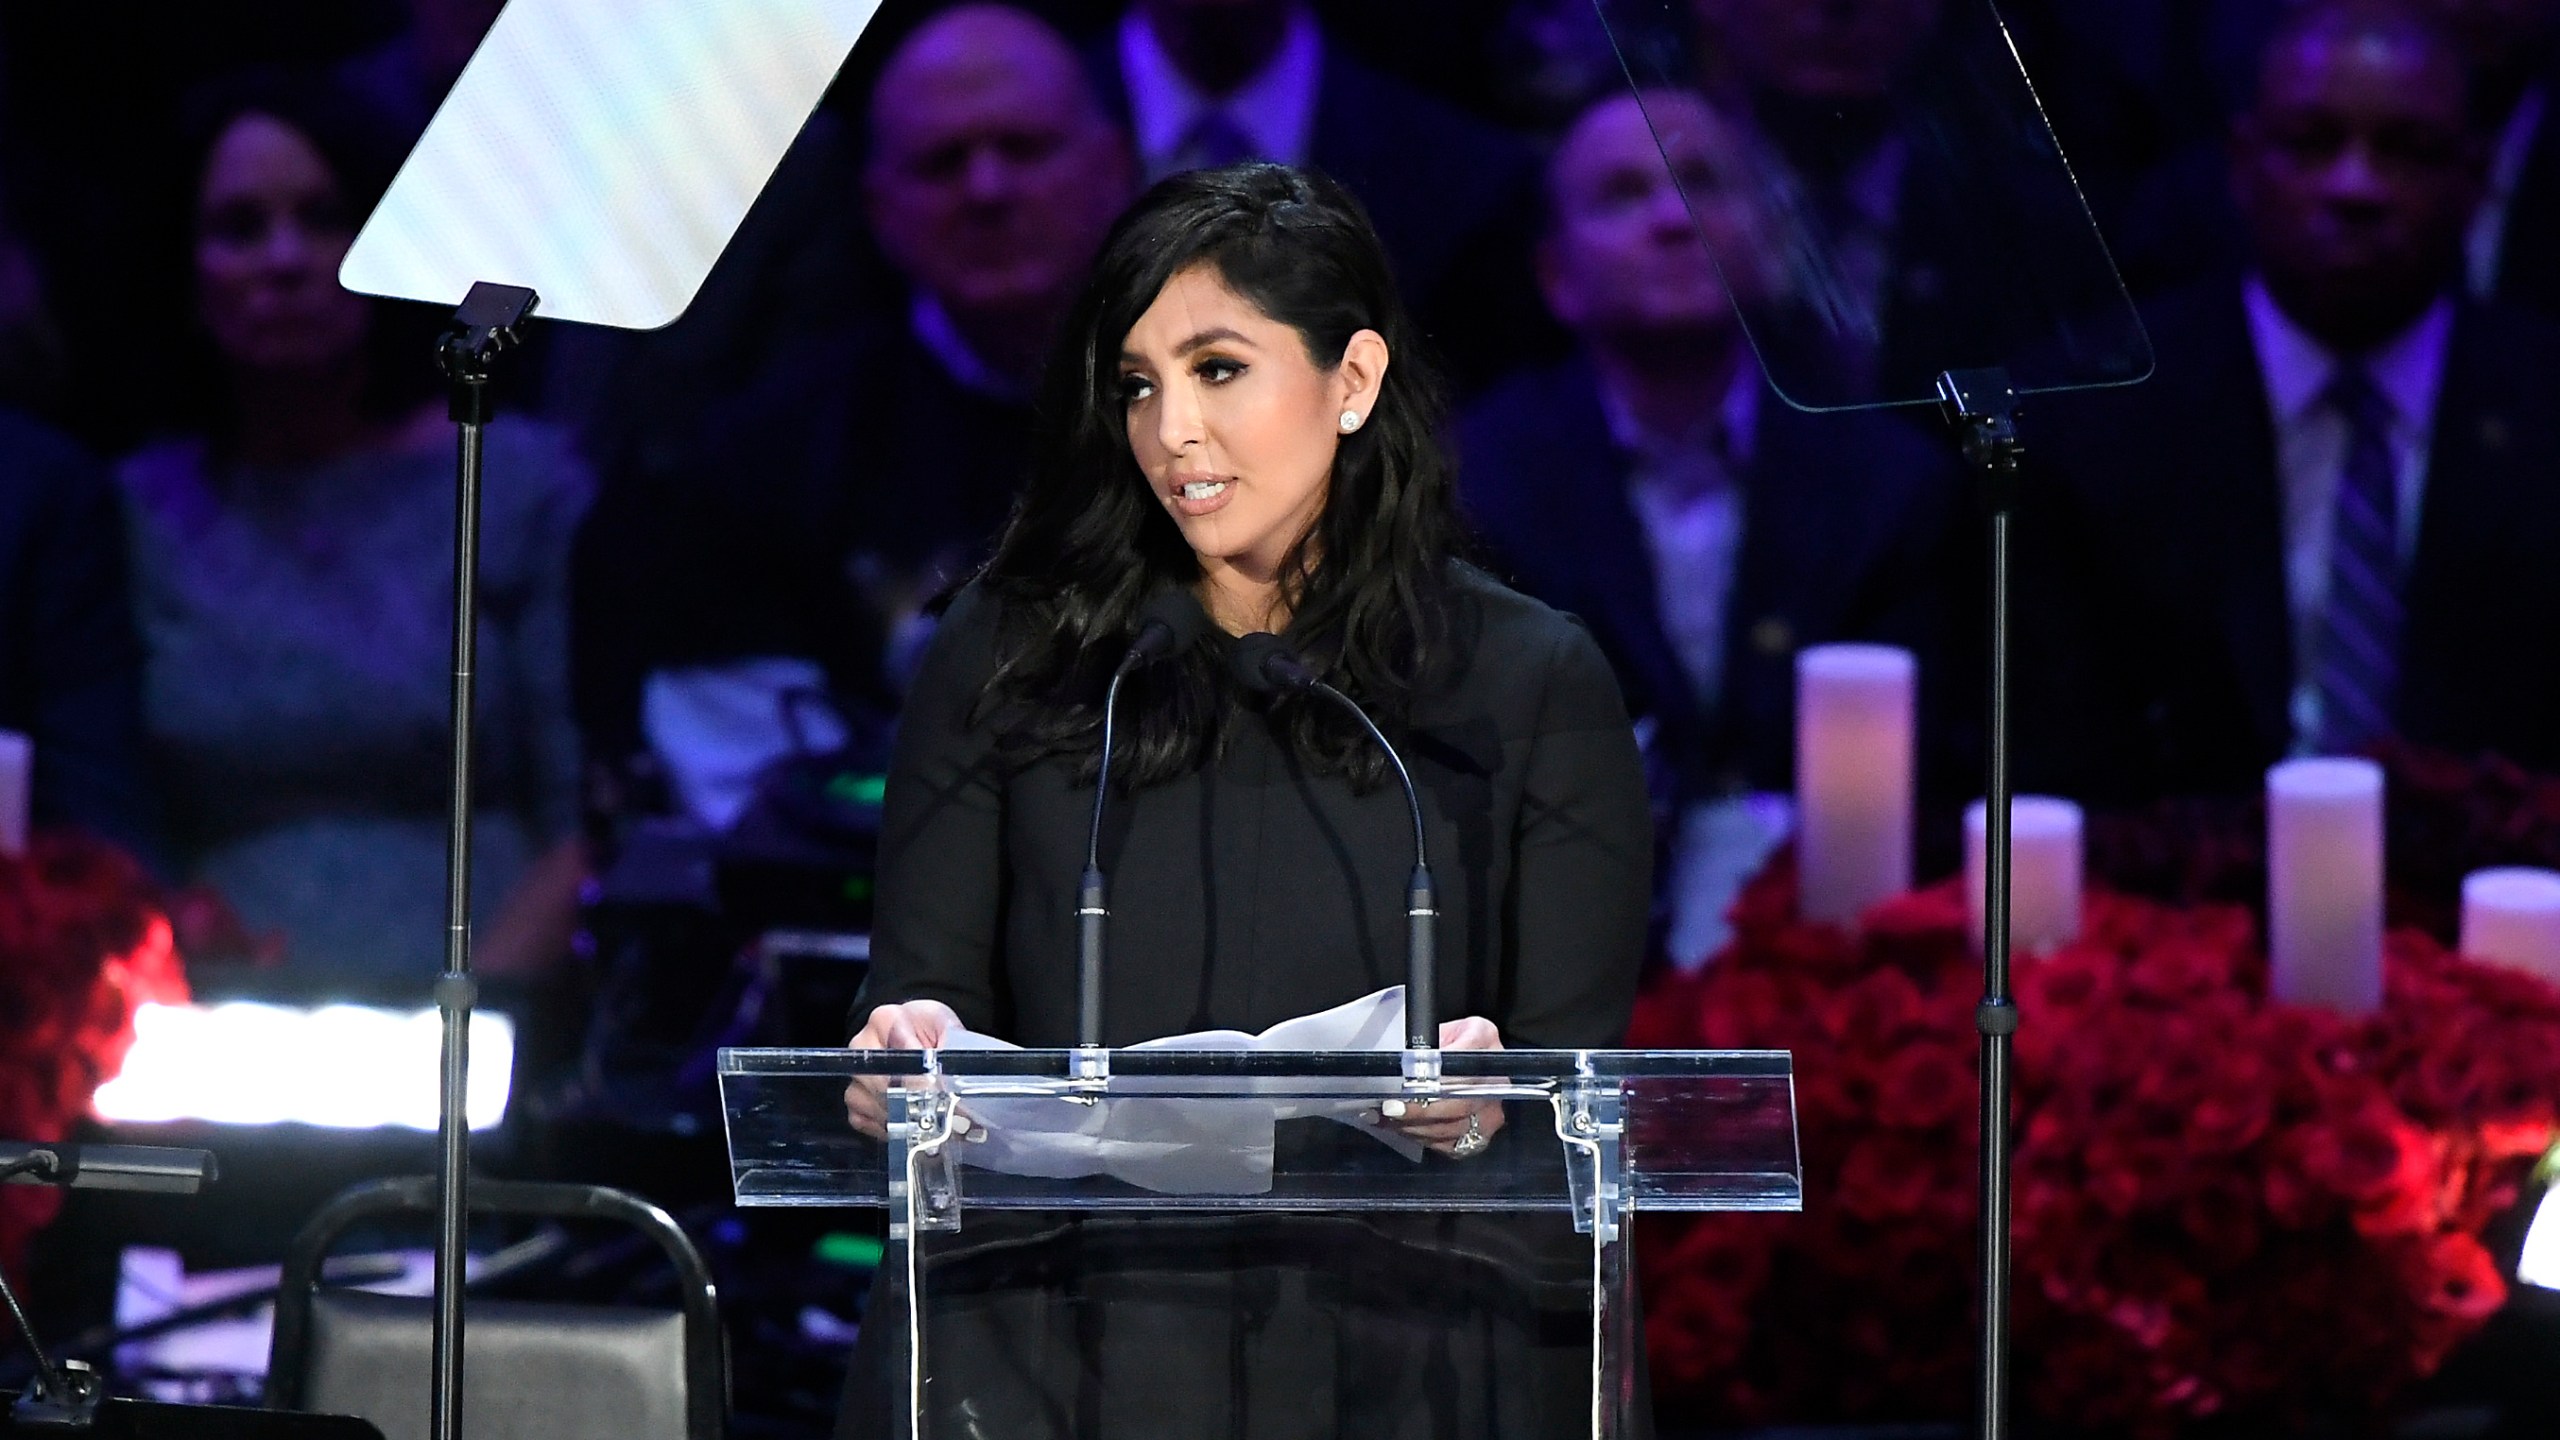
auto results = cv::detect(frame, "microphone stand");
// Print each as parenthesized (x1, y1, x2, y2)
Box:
(1937, 368, 2024, 1440)
(1303, 682, 1439, 1070)
(2, 1141, 216, 1428)
(0, 1153, 97, 1428)
(427, 281, 539, 1440)
(1232, 637, 1441, 1078)
(1075, 660, 1141, 1084)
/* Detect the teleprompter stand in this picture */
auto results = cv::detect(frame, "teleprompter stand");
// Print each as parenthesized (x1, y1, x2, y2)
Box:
(424, 282, 537, 1440)
(1937, 369, 2026, 1440)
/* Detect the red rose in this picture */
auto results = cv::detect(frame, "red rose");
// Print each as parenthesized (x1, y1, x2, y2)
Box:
(2393, 1231, 2508, 1326)
(1873, 1041, 1974, 1133)
(2176, 1173, 2265, 1271)
(1834, 1132, 1944, 1223)
(2286, 1100, 2440, 1236)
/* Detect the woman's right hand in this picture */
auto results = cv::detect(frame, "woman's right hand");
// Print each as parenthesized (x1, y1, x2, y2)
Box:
(843, 999, 964, 1138)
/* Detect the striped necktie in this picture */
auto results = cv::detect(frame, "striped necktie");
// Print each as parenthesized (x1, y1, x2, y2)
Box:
(2314, 363, 2404, 753)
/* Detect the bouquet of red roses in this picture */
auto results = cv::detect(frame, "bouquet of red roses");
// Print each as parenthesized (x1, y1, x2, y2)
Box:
(1630, 854, 2560, 1434)
(0, 835, 187, 1279)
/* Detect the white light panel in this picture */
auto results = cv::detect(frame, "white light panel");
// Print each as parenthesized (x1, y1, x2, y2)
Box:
(92, 1002, 513, 1130)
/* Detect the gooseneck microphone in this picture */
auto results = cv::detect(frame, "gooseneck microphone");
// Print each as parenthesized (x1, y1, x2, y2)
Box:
(1079, 589, 1214, 1058)
(1228, 633, 1439, 1061)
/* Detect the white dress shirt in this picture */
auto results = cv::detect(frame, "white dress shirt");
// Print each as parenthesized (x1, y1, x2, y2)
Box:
(1599, 365, 1789, 967)
(1602, 370, 1759, 716)
(1119, 5, 1323, 181)
(2241, 279, 2453, 750)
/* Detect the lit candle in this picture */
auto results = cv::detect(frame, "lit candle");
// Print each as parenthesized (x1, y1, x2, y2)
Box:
(0, 729, 29, 857)
(2460, 868, 2560, 985)
(1796, 645, 1915, 924)
(2266, 758, 2384, 1014)
(1966, 796, 2083, 955)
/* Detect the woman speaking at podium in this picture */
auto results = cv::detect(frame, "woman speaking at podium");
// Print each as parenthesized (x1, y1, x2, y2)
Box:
(841, 163, 1652, 1438)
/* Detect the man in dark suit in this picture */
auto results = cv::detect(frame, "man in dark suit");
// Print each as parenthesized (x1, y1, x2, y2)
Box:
(1460, 88, 1963, 958)
(1094, 0, 1549, 389)
(2428, 0, 2560, 317)
(570, 4, 1134, 827)
(2021, 0, 2560, 802)
(0, 408, 154, 857)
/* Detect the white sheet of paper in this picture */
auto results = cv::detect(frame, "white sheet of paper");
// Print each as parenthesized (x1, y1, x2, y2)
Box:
(931, 987, 1426, 1195)
(341, 0, 883, 328)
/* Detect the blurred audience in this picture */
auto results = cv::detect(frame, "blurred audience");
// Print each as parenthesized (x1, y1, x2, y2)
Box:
(2023, 0, 2560, 801)
(1100, 0, 1548, 388)
(2426, 0, 2560, 315)
(119, 72, 590, 982)
(0, 407, 156, 860)
(570, 3, 1133, 831)
(1683, 0, 1946, 397)
(332, 0, 502, 135)
(1461, 88, 1962, 961)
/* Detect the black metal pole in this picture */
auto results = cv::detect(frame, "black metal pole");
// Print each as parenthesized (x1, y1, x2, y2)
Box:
(1937, 369, 2023, 1440)
(1977, 498, 2017, 1440)
(429, 376, 486, 1440)
(427, 283, 537, 1440)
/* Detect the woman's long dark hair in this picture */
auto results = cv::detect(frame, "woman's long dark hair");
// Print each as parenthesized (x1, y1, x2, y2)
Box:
(162, 67, 443, 448)
(973, 163, 1462, 791)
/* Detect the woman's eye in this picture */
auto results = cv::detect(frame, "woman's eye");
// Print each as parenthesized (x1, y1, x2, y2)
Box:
(1119, 374, 1155, 403)
(1197, 358, 1245, 385)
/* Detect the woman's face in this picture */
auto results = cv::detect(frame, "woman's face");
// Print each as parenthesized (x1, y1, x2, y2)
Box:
(194, 113, 369, 375)
(1118, 264, 1386, 587)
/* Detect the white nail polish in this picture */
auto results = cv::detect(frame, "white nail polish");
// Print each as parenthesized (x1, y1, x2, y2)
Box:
(1381, 1099, 1407, 1118)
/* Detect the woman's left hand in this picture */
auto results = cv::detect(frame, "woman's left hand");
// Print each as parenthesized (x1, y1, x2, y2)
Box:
(1380, 1015, 1506, 1158)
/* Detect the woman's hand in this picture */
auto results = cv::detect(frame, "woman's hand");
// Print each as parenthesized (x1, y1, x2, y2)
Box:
(843, 999, 964, 1139)
(1380, 1015, 1507, 1158)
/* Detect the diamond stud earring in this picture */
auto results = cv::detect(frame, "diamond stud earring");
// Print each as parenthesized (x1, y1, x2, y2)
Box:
(1340, 410, 1362, 432)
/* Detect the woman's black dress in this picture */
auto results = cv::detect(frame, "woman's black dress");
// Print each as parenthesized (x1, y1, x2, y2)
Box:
(840, 566, 1653, 1439)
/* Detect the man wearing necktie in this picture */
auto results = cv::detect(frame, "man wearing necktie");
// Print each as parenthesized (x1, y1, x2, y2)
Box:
(1459, 90, 1964, 963)
(2016, 0, 2560, 804)
(1099, 0, 1545, 391)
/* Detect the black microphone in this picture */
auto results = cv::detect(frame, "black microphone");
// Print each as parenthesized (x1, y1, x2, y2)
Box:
(1078, 589, 1213, 1055)
(1228, 634, 1439, 1059)
(1, 1142, 216, 1424)
(0, 1141, 217, 1194)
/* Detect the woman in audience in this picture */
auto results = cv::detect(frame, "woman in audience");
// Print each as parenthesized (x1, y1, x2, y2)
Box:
(120, 71, 590, 983)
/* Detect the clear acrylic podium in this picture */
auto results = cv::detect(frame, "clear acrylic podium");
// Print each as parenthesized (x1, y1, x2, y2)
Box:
(719, 1046, 1799, 1438)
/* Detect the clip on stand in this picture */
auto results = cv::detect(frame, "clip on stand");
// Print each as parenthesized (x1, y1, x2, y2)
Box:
(1936, 368, 2024, 1440)
(425, 281, 538, 1440)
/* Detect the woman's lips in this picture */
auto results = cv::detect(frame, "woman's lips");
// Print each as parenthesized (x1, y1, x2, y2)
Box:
(1169, 475, 1236, 519)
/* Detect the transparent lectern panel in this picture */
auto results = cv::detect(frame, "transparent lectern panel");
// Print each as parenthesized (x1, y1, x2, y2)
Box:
(718, 1048, 1800, 1214)
(1589, 0, 2153, 411)
(728, 1048, 1793, 1440)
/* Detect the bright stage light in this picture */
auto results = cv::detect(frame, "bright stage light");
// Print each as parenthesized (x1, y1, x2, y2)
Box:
(91, 1002, 513, 1130)
(2524, 1186, 2560, 1292)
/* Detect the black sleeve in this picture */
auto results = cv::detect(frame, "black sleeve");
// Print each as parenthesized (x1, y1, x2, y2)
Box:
(1499, 619, 1654, 1049)
(856, 587, 1009, 1034)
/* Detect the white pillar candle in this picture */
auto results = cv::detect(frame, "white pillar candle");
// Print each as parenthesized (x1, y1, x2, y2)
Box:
(1795, 645, 1915, 924)
(2460, 868, 2560, 985)
(2266, 758, 2385, 1014)
(1966, 796, 2083, 955)
(0, 729, 29, 857)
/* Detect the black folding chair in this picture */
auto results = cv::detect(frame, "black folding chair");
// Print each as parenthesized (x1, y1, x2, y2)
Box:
(266, 1178, 725, 1440)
